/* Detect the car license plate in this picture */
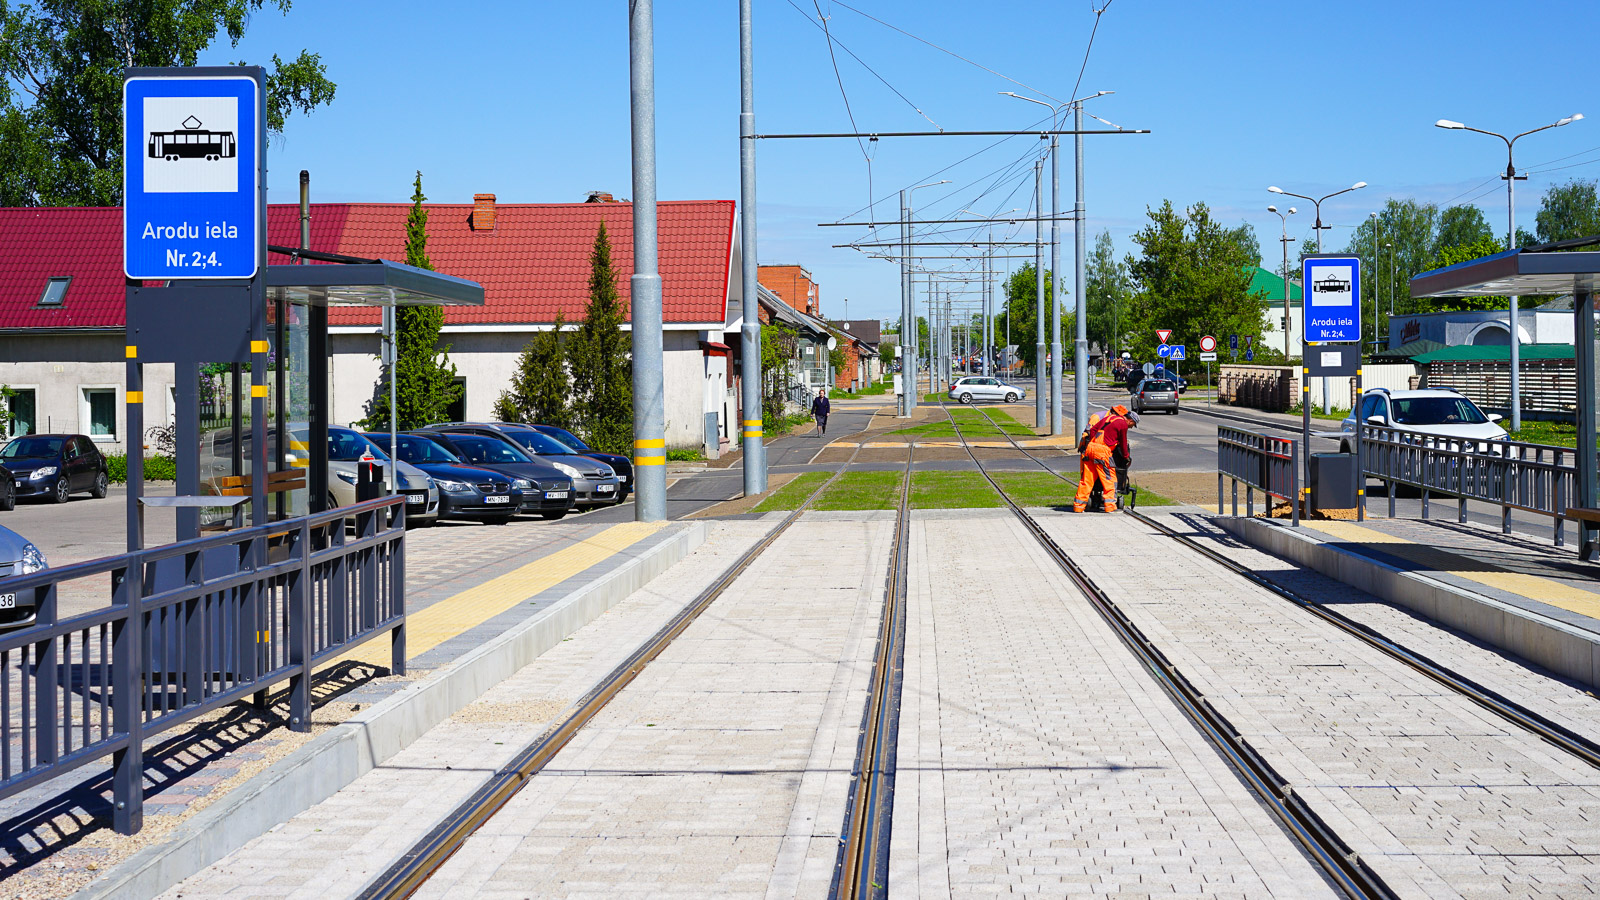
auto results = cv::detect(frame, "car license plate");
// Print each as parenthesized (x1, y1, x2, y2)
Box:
(617, 474, 628, 482)
(546, 491, 569, 499)
(597, 484, 615, 493)
(484, 495, 510, 504)
(0, 593, 14, 609)
(406, 493, 427, 505)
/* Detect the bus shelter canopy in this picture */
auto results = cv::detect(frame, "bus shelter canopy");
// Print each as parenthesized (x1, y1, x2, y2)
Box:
(1410, 248, 1600, 298)
(265, 260, 484, 307)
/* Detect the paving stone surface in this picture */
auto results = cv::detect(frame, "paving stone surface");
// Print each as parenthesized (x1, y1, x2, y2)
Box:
(408, 511, 895, 899)
(1041, 509, 1600, 898)
(158, 519, 780, 900)
(891, 509, 1336, 899)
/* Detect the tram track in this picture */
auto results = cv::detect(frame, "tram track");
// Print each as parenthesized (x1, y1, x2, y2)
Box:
(357, 434, 905, 900)
(941, 403, 1397, 900)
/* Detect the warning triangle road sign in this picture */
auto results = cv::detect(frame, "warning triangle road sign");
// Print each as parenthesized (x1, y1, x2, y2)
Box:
(1156, 329, 1171, 344)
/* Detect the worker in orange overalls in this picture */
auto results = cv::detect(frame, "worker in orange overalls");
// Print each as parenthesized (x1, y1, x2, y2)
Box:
(1074, 404, 1135, 513)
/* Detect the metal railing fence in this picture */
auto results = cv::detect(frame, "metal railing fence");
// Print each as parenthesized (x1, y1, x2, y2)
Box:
(0, 496, 405, 835)
(1361, 425, 1578, 544)
(1217, 426, 1300, 525)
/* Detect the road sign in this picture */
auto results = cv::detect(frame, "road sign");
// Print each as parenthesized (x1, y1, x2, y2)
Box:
(1301, 254, 1362, 344)
(1229, 334, 1239, 350)
(1156, 329, 1171, 345)
(1141, 362, 1156, 375)
(1199, 335, 1217, 353)
(124, 70, 263, 280)
(1246, 348, 1254, 362)
(1157, 343, 1172, 358)
(1200, 351, 1218, 362)
(1245, 334, 1253, 348)
(1169, 345, 1187, 361)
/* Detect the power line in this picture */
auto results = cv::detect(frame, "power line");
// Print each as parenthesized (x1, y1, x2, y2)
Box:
(778, 0, 940, 130)
(1070, 0, 1116, 102)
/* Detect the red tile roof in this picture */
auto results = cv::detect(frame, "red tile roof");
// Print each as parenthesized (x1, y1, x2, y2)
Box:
(0, 199, 736, 330)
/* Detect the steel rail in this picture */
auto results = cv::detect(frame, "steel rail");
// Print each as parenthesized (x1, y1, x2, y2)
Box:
(358, 437, 879, 900)
(830, 444, 915, 899)
(942, 404, 1396, 900)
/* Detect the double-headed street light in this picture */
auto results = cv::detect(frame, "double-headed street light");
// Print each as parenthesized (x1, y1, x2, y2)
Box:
(1268, 205, 1296, 359)
(1435, 112, 1584, 432)
(1267, 181, 1366, 414)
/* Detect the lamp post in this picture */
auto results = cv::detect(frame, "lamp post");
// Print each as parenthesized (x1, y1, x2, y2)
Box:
(1436, 113, 1584, 432)
(1369, 212, 1382, 353)
(1268, 181, 1367, 413)
(1269, 205, 1297, 360)
(900, 179, 950, 415)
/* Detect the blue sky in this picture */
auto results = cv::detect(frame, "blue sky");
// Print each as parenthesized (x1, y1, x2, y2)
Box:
(215, 0, 1600, 323)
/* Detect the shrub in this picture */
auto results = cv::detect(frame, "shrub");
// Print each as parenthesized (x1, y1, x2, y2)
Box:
(105, 453, 177, 483)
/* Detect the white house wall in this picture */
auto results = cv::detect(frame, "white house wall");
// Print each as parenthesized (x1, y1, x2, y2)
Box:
(0, 334, 174, 455)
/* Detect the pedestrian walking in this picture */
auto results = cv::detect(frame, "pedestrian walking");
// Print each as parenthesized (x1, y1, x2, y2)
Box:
(811, 390, 831, 436)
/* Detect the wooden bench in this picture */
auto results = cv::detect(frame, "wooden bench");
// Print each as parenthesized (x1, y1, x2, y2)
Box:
(207, 469, 307, 497)
(1563, 508, 1600, 562)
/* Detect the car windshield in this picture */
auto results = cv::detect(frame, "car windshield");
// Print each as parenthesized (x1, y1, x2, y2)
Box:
(504, 429, 577, 455)
(538, 427, 591, 452)
(1392, 396, 1490, 426)
(0, 437, 62, 459)
(328, 429, 390, 462)
(368, 434, 461, 464)
(446, 435, 535, 464)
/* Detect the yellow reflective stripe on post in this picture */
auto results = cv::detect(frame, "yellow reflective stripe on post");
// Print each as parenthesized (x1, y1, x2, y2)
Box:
(125, 345, 137, 359)
(742, 430, 763, 437)
(251, 340, 270, 354)
(635, 437, 666, 468)
(634, 458, 666, 466)
(126, 391, 143, 404)
(250, 385, 269, 398)
(742, 419, 763, 427)
(634, 438, 665, 448)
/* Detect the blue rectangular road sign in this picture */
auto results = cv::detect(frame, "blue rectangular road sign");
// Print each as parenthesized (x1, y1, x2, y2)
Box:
(1169, 345, 1187, 361)
(1229, 334, 1238, 350)
(124, 71, 263, 280)
(1302, 254, 1362, 344)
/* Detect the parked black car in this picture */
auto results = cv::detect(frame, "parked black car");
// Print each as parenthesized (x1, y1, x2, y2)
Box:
(1, 434, 109, 503)
(365, 433, 526, 525)
(520, 424, 633, 501)
(405, 431, 578, 519)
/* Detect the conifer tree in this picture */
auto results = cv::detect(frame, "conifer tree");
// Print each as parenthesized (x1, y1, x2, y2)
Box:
(567, 222, 633, 454)
(363, 172, 462, 429)
(493, 312, 572, 426)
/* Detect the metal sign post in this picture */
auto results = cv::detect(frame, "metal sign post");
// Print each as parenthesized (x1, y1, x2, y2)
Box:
(1301, 254, 1363, 518)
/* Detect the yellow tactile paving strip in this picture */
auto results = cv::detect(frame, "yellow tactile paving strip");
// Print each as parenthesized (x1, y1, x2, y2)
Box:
(1306, 520, 1600, 620)
(328, 521, 664, 668)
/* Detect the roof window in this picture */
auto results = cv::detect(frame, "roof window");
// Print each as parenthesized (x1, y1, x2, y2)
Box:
(37, 276, 71, 307)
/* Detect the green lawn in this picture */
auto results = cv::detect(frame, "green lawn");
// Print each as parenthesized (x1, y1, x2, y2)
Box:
(750, 472, 830, 512)
(1287, 403, 1351, 422)
(831, 377, 892, 400)
(989, 471, 1078, 507)
(910, 471, 1005, 509)
(892, 407, 1034, 441)
(814, 471, 903, 510)
(1508, 420, 1600, 450)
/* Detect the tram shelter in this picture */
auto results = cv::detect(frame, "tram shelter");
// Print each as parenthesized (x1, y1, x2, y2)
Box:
(1410, 243, 1600, 556)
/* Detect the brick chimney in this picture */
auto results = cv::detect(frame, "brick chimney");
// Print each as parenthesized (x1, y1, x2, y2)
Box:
(471, 193, 496, 231)
(585, 191, 617, 203)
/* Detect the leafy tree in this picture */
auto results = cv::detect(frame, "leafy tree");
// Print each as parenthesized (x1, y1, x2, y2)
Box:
(1224, 221, 1262, 265)
(1085, 230, 1132, 356)
(362, 173, 461, 430)
(0, 0, 336, 206)
(994, 263, 1059, 369)
(760, 322, 798, 425)
(1421, 237, 1508, 312)
(494, 312, 572, 427)
(1534, 179, 1600, 246)
(1123, 200, 1265, 363)
(567, 222, 632, 454)
(1433, 204, 1495, 256)
(879, 342, 895, 368)
(1343, 198, 1439, 340)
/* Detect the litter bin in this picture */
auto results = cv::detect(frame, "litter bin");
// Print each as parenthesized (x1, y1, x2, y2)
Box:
(1310, 452, 1357, 514)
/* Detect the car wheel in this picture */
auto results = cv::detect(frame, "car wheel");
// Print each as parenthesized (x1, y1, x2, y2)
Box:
(959, 392, 973, 404)
(0, 482, 13, 512)
(326, 493, 340, 511)
(488, 514, 515, 526)
(539, 510, 567, 520)
(1005, 392, 1019, 403)
(1340, 442, 1351, 455)
(1171, 406, 1179, 415)
(51, 478, 70, 504)
(91, 470, 109, 499)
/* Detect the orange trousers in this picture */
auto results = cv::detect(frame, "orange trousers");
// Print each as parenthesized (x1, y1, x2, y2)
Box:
(1074, 454, 1116, 512)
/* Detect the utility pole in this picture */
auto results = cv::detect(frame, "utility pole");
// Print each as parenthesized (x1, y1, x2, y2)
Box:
(1071, 100, 1087, 439)
(1034, 159, 1046, 428)
(738, 0, 765, 492)
(899, 190, 913, 416)
(984, 232, 993, 377)
(629, 0, 666, 521)
(1049, 123, 1063, 436)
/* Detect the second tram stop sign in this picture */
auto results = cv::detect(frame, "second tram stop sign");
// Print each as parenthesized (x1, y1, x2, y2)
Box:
(1300, 253, 1365, 521)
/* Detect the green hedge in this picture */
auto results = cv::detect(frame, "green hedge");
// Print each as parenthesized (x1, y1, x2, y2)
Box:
(105, 453, 177, 483)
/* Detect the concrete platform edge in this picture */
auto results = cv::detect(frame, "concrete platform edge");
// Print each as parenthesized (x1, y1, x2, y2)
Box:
(72, 521, 710, 900)
(1215, 516, 1600, 689)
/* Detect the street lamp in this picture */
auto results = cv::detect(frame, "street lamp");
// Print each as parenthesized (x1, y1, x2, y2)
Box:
(1004, 89, 1112, 437)
(1269, 205, 1297, 359)
(901, 179, 950, 412)
(1268, 181, 1366, 414)
(1370, 211, 1382, 353)
(1435, 112, 1584, 432)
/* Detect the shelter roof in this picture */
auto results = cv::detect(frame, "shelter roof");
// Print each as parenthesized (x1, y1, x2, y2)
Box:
(1411, 248, 1600, 299)
(1371, 339, 1447, 361)
(1410, 342, 1575, 364)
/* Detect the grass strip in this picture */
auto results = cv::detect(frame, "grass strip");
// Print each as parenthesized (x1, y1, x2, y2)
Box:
(989, 472, 1079, 508)
(814, 471, 903, 511)
(910, 471, 1005, 509)
(750, 471, 830, 513)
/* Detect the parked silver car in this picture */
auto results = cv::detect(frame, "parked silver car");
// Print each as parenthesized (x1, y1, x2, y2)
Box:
(948, 376, 1026, 404)
(0, 523, 47, 630)
(1132, 377, 1180, 415)
(326, 427, 439, 525)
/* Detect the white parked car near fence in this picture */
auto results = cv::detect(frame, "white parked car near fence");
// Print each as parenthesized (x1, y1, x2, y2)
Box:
(1339, 388, 1508, 453)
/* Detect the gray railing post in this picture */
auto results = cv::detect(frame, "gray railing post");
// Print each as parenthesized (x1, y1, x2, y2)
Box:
(1557, 475, 1567, 547)
(390, 503, 407, 677)
(34, 582, 59, 770)
(1290, 440, 1300, 527)
(1217, 472, 1224, 515)
(360, 510, 378, 635)
(330, 511, 348, 648)
(183, 549, 204, 710)
(288, 520, 312, 733)
(110, 562, 144, 834)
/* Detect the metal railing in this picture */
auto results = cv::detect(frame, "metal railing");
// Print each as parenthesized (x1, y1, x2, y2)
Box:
(0, 496, 406, 835)
(1217, 425, 1300, 525)
(1361, 425, 1579, 544)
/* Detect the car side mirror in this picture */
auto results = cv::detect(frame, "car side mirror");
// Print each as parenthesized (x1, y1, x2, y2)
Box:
(1366, 415, 1386, 425)
(1487, 413, 1503, 423)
